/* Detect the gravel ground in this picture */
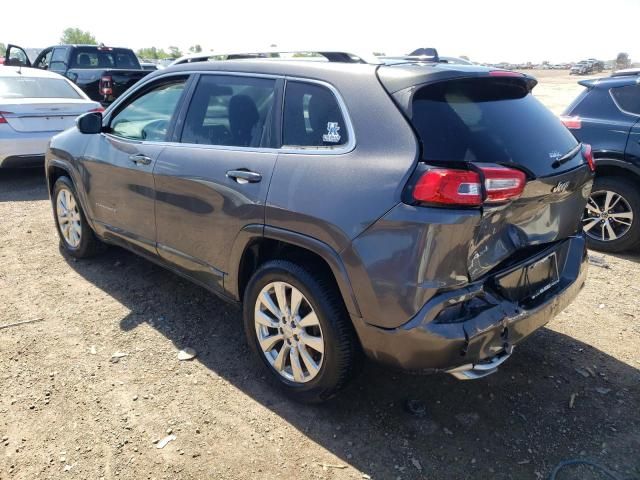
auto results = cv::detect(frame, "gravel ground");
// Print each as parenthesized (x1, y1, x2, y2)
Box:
(1, 71, 639, 480)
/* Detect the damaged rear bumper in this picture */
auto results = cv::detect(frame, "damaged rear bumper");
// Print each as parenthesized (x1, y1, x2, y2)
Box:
(352, 235, 588, 375)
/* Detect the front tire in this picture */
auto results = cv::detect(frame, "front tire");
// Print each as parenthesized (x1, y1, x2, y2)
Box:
(243, 260, 361, 403)
(583, 176, 640, 253)
(53, 176, 103, 258)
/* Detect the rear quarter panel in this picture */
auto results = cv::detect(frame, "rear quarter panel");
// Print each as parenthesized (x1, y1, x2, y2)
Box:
(568, 87, 634, 160)
(265, 68, 418, 253)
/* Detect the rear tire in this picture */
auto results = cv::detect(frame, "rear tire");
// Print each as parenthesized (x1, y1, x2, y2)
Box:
(584, 176, 640, 253)
(243, 260, 361, 403)
(52, 176, 103, 258)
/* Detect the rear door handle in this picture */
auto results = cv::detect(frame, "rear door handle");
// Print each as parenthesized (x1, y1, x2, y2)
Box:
(129, 154, 152, 166)
(226, 169, 262, 184)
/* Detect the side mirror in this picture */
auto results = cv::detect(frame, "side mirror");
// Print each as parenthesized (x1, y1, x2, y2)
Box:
(76, 112, 103, 134)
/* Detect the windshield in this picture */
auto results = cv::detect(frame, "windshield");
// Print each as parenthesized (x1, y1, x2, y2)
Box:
(0, 77, 82, 99)
(410, 78, 578, 177)
(71, 48, 141, 69)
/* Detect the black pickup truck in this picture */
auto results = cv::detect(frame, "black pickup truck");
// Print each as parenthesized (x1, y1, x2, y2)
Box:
(4, 44, 151, 104)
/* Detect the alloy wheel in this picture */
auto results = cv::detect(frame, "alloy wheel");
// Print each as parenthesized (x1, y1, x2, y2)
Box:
(254, 281, 325, 383)
(583, 190, 634, 242)
(56, 188, 82, 248)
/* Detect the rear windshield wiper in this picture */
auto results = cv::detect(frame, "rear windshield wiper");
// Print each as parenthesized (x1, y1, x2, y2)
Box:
(552, 143, 582, 169)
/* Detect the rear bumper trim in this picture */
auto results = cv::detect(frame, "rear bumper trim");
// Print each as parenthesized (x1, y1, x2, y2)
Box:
(446, 345, 513, 380)
(351, 235, 588, 373)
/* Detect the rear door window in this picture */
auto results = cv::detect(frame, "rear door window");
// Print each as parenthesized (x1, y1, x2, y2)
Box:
(283, 81, 348, 147)
(611, 85, 640, 115)
(180, 75, 276, 148)
(410, 78, 578, 176)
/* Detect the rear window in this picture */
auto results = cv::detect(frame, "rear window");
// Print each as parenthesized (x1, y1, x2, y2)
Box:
(0, 77, 82, 99)
(71, 48, 141, 69)
(411, 78, 578, 175)
(283, 81, 348, 147)
(610, 85, 640, 115)
(570, 87, 626, 119)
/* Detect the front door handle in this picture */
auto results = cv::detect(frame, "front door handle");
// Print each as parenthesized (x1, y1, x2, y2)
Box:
(226, 169, 262, 184)
(129, 154, 152, 166)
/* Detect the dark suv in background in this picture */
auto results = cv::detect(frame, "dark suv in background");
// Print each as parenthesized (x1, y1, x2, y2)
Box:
(45, 51, 592, 402)
(562, 71, 640, 252)
(4, 44, 150, 104)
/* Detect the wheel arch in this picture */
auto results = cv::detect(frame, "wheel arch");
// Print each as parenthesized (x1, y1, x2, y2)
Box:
(594, 158, 640, 183)
(46, 158, 97, 231)
(46, 161, 73, 195)
(227, 225, 361, 318)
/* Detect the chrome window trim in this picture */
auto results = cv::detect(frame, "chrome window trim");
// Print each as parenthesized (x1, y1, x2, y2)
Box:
(279, 76, 356, 155)
(609, 86, 640, 118)
(104, 70, 356, 155)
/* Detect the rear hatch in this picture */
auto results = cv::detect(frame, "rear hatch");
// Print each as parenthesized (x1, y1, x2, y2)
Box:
(1, 98, 99, 132)
(381, 70, 593, 280)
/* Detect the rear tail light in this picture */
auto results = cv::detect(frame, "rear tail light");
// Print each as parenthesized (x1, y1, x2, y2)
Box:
(89, 107, 105, 113)
(560, 115, 581, 129)
(100, 75, 113, 96)
(582, 143, 595, 172)
(412, 166, 526, 207)
(0, 111, 13, 124)
(414, 169, 482, 206)
(481, 166, 527, 203)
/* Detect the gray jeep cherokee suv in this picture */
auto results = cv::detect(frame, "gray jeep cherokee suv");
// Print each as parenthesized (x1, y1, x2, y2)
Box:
(45, 52, 593, 402)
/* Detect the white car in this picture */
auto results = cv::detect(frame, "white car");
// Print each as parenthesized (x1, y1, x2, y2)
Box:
(0, 66, 102, 168)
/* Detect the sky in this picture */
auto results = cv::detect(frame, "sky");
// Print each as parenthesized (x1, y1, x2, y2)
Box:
(4, 0, 639, 63)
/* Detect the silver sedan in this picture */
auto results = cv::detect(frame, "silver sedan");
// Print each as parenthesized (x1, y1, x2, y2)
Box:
(0, 66, 102, 168)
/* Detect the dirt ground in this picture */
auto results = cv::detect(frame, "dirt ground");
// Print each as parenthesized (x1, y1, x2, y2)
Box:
(1, 70, 639, 480)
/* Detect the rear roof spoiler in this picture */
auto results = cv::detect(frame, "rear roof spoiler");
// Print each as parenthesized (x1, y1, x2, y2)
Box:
(578, 79, 598, 88)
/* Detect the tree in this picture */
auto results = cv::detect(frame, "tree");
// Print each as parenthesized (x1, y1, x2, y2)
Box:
(616, 52, 630, 70)
(0, 43, 6, 57)
(168, 46, 182, 58)
(60, 28, 97, 45)
(136, 47, 173, 60)
(189, 45, 202, 54)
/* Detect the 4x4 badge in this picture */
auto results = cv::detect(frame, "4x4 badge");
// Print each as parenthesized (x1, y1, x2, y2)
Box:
(551, 181, 570, 193)
(323, 122, 341, 143)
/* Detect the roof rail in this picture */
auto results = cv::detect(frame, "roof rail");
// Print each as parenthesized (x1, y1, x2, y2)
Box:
(169, 49, 383, 66)
(611, 68, 640, 77)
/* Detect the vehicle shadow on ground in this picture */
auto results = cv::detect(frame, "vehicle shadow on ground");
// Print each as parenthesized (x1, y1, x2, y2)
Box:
(62, 246, 640, 480)
(0, 168, 48, 202)
(609, 250, 640, 265)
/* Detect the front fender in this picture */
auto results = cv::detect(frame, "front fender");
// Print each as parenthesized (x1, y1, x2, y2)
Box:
(46, 138, 96, 231)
